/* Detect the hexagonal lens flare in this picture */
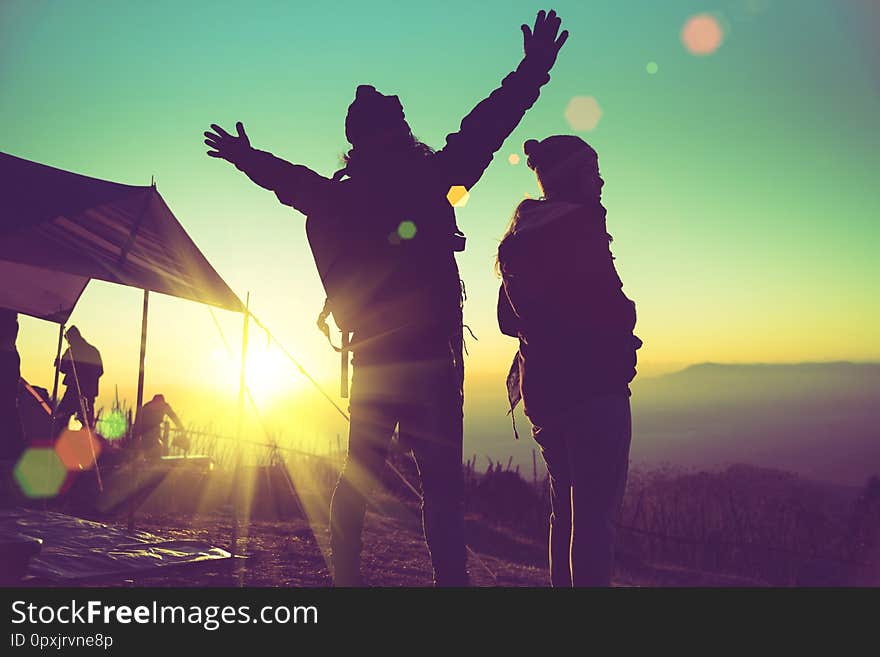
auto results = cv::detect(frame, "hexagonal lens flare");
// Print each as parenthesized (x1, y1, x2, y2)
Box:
(564, 96, 602, 132)
(13, 447, 68, 499)
(55, 429, 103, 471)
(446, 185, 470, 208)
(97, 409, 128, 441)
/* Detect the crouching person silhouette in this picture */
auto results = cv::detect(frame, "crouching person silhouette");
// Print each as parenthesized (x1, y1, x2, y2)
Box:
(205, 10, 568, 586)
(497, 136, 642, 587)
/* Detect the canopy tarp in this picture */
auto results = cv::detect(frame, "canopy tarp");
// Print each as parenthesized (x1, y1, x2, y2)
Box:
(0, 152, 243, 322)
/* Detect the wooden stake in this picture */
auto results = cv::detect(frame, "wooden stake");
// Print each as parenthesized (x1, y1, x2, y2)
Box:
(135, 290, 149, 419)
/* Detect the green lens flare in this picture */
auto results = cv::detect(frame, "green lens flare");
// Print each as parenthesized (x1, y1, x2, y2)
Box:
(397, 220, 417, 240)
(97, 409, 128, 440)
(14, 448, 68, 499)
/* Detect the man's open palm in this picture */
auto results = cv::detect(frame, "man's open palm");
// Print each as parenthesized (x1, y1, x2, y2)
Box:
(205, 122, 251, 165)
(522, 9, 568, 71)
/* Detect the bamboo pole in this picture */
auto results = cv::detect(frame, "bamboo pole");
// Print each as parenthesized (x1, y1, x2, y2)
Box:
(50, 323, 64, 407)
(135, 289, 149, 419)
(231, 293, 250, 560)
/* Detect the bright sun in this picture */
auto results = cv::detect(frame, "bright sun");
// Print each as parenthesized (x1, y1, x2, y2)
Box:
(210, 342, 301, 407)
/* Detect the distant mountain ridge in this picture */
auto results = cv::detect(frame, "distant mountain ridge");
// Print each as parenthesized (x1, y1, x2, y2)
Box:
(634, 361, 880, 400)
(629, 361, 880, 485)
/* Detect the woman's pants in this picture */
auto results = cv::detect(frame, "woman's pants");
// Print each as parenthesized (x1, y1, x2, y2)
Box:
(531, 394, 632, 587)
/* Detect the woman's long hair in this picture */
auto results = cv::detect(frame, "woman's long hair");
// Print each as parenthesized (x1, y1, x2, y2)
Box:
(495, 199, 543, 276)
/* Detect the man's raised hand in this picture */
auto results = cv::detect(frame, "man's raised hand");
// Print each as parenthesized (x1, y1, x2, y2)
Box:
(521, 9, 568, 72)
(204, 122, 252, 165)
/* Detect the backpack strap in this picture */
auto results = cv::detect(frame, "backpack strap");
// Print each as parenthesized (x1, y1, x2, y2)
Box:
(340, 330, 350, 398)
(505, 350, 522, 440)
(316, 298, 343, 352)
(316, 298, 352, 398)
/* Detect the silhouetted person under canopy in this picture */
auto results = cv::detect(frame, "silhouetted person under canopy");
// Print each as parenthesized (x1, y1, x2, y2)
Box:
(497, 135, 642, 587)
(132, 394, 185, 459)
(53, 326, 103, 433)
(0, 309, 25, 462)
(205, 10, 568, 586)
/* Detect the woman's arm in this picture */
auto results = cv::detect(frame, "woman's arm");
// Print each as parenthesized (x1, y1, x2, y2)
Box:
(435, 10, 568, 190)
(204, 122, 332, 217)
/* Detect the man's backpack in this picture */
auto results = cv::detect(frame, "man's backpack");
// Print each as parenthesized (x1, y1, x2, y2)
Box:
(305, 184, 467, 397)
(305, 210, 362, 397)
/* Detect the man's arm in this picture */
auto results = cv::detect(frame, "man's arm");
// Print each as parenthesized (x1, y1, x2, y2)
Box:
(164, 405, 185, 431)
(56, 349, 71, 374)
(205, 122, 333, 217)
(435, 10, 568, 190)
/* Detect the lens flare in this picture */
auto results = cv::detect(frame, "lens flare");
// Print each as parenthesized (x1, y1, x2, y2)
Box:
(14, 447, 68, 498)
(508, 153, 520, 165)
(564, 96, 602, 131)
(646, 61, 659, 75)
(55, 429, 103, 471)
(682, 14, 724, 55)
(446, 185, 470, 208)
(97, 409, 128, 440)
(397, 220, 417, 240)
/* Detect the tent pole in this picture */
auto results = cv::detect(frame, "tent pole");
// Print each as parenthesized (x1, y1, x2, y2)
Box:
(231, 292, 250, 562)
(51, 323, 64, 406)
(48, 322, 65, 449)
(237, 292, 250, 439)
(135, 290, 149, 418)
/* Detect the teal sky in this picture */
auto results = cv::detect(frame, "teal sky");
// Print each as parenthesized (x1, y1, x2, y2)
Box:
(2, 0, 878, 436)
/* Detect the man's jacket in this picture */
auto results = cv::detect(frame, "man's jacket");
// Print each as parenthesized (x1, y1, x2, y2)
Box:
(59, 340, 103, 397)
(235, 58, 553, 361)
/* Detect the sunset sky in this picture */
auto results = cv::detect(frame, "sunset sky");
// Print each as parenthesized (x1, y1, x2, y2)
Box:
(2, 0, 878, 442)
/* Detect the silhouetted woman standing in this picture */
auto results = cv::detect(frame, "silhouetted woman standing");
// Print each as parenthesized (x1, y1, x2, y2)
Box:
(497, 136, 641, 586)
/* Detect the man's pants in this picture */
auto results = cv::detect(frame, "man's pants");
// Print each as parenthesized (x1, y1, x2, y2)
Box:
(53, 389, 95, 433)
(531, 394, 632, 587)
(329, 354, 467, 587)
(139, 429, 165, 460)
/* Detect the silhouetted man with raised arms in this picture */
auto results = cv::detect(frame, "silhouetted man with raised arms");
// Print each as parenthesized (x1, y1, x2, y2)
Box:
(205, 9, 568, 586)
